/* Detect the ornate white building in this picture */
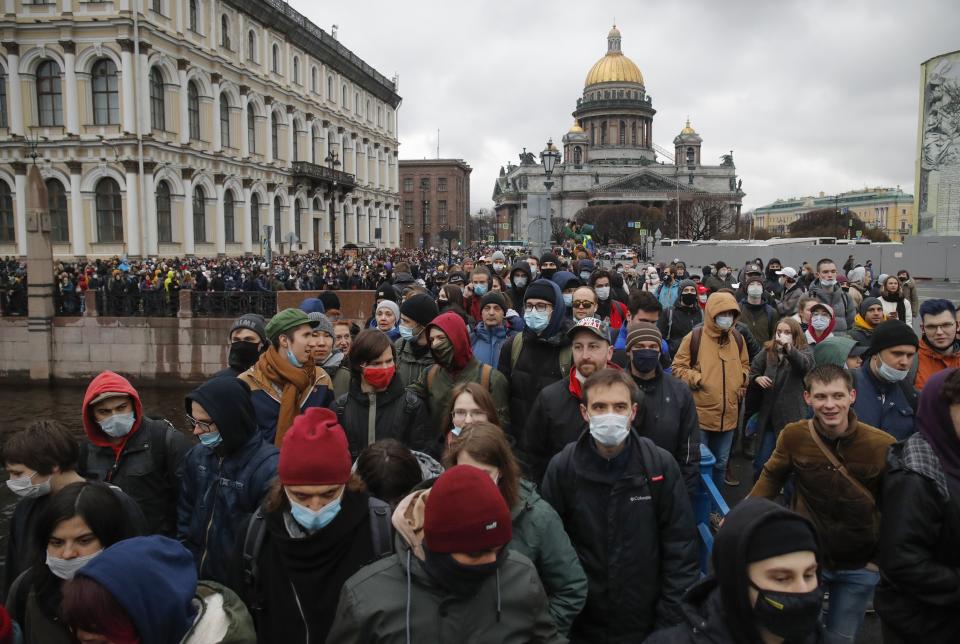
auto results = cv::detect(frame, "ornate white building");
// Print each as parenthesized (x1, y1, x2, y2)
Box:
(493, 26, 743, 240)
(0, 0, 401, 258)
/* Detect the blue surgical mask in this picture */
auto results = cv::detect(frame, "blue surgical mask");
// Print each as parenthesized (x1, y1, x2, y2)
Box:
(580, 271, 591, 282)
(99, 412, 136, 438)
(399, 324, 419, 341)
(473, 283, 488, 296)
(286, 348, 303, 368)
(714, 315, 734, 331)
(525, 310, 550, 332)
(450, 425, 464, 437)
(513, 277, 528, 289)
(876, 356, 909, 383)
(563, 293, 573, 307)
(199, 431, 223, 448)
(287, 492, 342, 532)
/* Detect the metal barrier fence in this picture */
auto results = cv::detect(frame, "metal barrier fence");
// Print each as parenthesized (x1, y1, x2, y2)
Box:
(96, 290, 181, 317)
(696, 444, 730, 575)
(0, 287, 27, 316)
(190, 291, 277, 318)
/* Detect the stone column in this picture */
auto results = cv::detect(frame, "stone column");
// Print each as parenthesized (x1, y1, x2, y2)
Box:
(357, 141, 366, 184)
(286, 105, 295, 164)
(305, 196, 314, 251)
(24, 165, 52, 380)
(264, 98, 274, 163)
(178, 59, 190, 144)
(12, 162, 27, 256)
(357, 205, 366, 244)
(142, 162, 158, 256)
(60, 41, 80, 136)
(122, 161, 141, 256)
(393, 206, 401, 247)
(306, 116, 316, 163)
(239, 87, 249, 157)
(119, 41, 136, 133)
(3, 44, 23, 135)
(287, 186, 297, 249)
(67, 162, 85, 257)
(137, 44, 152, 134)
(182, 168, 195, 255)
(241, 179, 253, 254)
(211, 73, 222, 152)
(214, 175, 226, 254)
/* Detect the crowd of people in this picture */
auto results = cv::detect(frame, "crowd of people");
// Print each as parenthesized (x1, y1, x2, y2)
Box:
(1, 245, 959, 644)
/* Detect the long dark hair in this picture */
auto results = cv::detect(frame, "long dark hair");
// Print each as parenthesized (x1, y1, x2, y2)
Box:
(442, 421, 521, 509)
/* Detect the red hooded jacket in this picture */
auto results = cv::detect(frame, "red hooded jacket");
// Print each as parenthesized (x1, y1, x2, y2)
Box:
(427, 311, 474, 372)
(82, 371, 144, 456)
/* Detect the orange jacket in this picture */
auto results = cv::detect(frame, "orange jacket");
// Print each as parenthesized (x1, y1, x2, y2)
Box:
(915, 338, 960, 390)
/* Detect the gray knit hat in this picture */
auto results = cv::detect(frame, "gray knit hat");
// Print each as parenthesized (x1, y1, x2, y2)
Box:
(307, 312, 334, 337)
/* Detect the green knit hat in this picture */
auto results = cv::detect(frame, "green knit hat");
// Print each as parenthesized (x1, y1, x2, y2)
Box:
(265, 308, 317, 342)
(812, 336, 866, 367)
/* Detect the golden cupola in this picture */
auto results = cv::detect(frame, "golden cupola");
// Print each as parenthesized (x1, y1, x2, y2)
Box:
(584, 25, 644, 87)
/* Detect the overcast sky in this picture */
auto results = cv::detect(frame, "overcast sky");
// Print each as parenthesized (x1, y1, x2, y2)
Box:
(291, 0, 959, 214)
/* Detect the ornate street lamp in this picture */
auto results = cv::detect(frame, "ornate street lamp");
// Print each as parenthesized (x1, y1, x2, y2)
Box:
(539, 139, 561, 255)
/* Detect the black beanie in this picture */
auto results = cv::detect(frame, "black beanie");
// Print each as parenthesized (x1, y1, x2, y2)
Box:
(867, 319, 919, 356)
(319, 291, 341, 311)
(400, 294, 439, 327)
(540, 252, 560, 266)
(480, 291, 508, 313)
(229, 313, 267, 344)
(746, 515, 819, 564)
(376, 283, 399, 302)
(524, 280, 557, 305)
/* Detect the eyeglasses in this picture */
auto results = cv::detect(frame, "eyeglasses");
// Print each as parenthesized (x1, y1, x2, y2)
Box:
(453, 409, 488, 422)
(925, 322, 957, 333)
(571, 300, 596, 309)
(185, 414, 214, 433)
(524, 303, 552, 313)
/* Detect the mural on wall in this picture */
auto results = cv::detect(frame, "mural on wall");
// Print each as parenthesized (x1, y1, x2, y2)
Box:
(917, 50, 960, 235)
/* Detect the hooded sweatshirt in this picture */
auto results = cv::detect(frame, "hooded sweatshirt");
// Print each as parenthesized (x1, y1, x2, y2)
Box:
(80, 371, 194, 537)
(506, 261, 532, 308)
(179, 378, 279, 584)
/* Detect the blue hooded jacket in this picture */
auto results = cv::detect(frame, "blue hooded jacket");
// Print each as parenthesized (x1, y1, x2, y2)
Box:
(471, 320, 518, 368)
(78, 535, 198, 644)
(527, 278, 568, 339)
(178, 377, 278, 584)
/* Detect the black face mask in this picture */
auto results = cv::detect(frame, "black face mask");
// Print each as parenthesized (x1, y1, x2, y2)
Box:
(680, 292, 698, 307)
(751, 582, 824, 643)
(540, 268, 556, 280)
(422, 547, 505, 596)
(228, 340, 262, 373)
(767, 269, 780, 279)
(631, 348, 660, 373)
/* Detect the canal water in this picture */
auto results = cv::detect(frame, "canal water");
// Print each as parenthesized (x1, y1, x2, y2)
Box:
(0, 383, 194, 578)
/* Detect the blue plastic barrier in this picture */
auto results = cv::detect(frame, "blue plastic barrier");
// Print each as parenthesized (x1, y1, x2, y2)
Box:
(697, 443, 730, 574)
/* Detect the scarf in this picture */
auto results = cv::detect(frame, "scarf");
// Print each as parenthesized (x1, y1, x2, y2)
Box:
(881, 292, 906, 321)
(257, 346, 316, 446)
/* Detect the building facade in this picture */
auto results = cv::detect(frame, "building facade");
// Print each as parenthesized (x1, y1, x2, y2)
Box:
(399, 159, 471, 249)
(0, 0, 401, 259)
(492, 26, 743, 242)
(752, 187, 914, 240)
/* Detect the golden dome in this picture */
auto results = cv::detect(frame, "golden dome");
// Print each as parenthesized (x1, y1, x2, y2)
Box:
(568, 121, 585, 133)
(681, 118, 696, 135)
(584, 26, 644, 87)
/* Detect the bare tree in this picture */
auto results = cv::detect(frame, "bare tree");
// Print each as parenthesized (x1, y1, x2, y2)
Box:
(663, 196, 737, 240)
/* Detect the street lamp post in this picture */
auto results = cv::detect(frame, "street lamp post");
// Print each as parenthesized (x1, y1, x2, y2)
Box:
(420, 185, 428, 251)
(539, 138, 560, 257)
(324, 149, 341, 252)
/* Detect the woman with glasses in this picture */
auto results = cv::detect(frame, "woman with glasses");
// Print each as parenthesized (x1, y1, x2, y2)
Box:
(439, 381, 501, 448)
(333, 329, 434, 459)
(178, 377, 279, 584)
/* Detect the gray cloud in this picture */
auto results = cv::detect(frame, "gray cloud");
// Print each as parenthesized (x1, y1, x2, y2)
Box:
(291, 0, 960, 214)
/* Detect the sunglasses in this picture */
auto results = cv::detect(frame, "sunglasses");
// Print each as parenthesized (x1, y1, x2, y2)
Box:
(572, 300, 596, 309)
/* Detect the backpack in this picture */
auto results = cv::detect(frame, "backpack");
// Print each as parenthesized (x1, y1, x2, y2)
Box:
(240, 496, 393, 612)
(426, 362, 493, 391)
(688, 326, 744, 367)
(510, 334, 573, 379)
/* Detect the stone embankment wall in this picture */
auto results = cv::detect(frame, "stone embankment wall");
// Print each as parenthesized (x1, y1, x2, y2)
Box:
(0, 290, 376, 383)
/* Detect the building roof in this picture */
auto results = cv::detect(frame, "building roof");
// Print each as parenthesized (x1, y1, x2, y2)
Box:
(754, 188, 914, 213)
(584, 26, 644, 87)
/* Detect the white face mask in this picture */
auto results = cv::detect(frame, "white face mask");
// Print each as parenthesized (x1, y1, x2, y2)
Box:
(811, 314, 831, 331)
(715, 314, 734, 330)
(595, 286, 611, 301)
(6, 471, 52, 499)
(747, 285, 764, 298)
(46, 550, 102, 580)
(876, 355, 909, 383)
(820, 278, 837, 288)
(589, 412, 631, 447)
(776, 332, 792, 345)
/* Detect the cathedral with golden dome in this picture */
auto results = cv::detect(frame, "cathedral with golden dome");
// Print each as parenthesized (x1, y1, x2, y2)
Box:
(493, 26, 744, 241)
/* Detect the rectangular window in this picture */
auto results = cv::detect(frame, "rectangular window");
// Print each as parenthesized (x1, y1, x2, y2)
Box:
(403, 177, 413, 192)
(404, 201, 413, 225)
(420, 178, 430, 191)
(438, 200, 447, 226)
(437, 178, 447, 192)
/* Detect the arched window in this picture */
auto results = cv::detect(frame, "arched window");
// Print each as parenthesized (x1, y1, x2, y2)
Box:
(270, 114, 279, 159)
(152, 0, 161, 13)
(366, 99, 371, 121)
(149, 68, 165, 131)
(0, 71, 7, 129)
(0, 181, 13, 242)
(92, 59, 120, 125)
(247, 30, 256, 61)
(95, 178, 123, 242)
(187, 81, 200, 140)
(341, 84, 347, 107)
(618, 120, 626, 145)
(36, 60, 63, 126)
(220, 15, 230, 49)
(247, 107, 256, 153)
(224, 190, 235, 243)
(219, 96, 230, 148)
(193, 185, 206, 243)
(327, 76, 333, 100)
(311, 128, 319, 161)
(46, 179, 68, 242)
(377, 106, 382, 127)
(294, 201, 302, 245)
(273, 196, 282, 243)
(686, 147, 695, 164)
(272, 44, 280, 73)
(291, 122, 299, 161)
(292, 57, 299, 84)
(188, 0, 198, 31)
(310, 67, 317, 93)
(156, 180, 172, 243)
(251, 193, 260, 243)
(355, 92, 359, 113)
(573, 146, 582, 166)
(631, 122, 637, 146)
(600, 121, 607, 145)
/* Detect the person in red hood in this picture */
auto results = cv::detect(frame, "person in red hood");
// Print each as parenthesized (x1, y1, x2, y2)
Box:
(78, 371, 193, 537)
(422, 312, 511, 439)
(806, 301, 837, 346)
(522, 316, 624, 484)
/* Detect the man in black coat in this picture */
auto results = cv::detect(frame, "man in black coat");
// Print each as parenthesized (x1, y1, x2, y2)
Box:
(542, 369, 699, 644)
(625, 321, 700, 498)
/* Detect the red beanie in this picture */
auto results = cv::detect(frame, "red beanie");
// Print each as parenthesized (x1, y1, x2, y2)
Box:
(424, 465, 512, 554)
(278, 408, 351, 485)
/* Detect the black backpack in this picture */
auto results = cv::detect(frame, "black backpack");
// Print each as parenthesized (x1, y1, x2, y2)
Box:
(240, 496, 393, 612)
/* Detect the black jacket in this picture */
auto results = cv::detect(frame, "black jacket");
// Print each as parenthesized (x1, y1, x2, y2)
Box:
(632, 367, 700, 498)
(876, 433, 960, 642)
(334, 375, 434, 459)
(658, 302, 703, 358)
(79, 417, 193, 537)
(522, 374, 587, 485)
(541, 431, 699, 643)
